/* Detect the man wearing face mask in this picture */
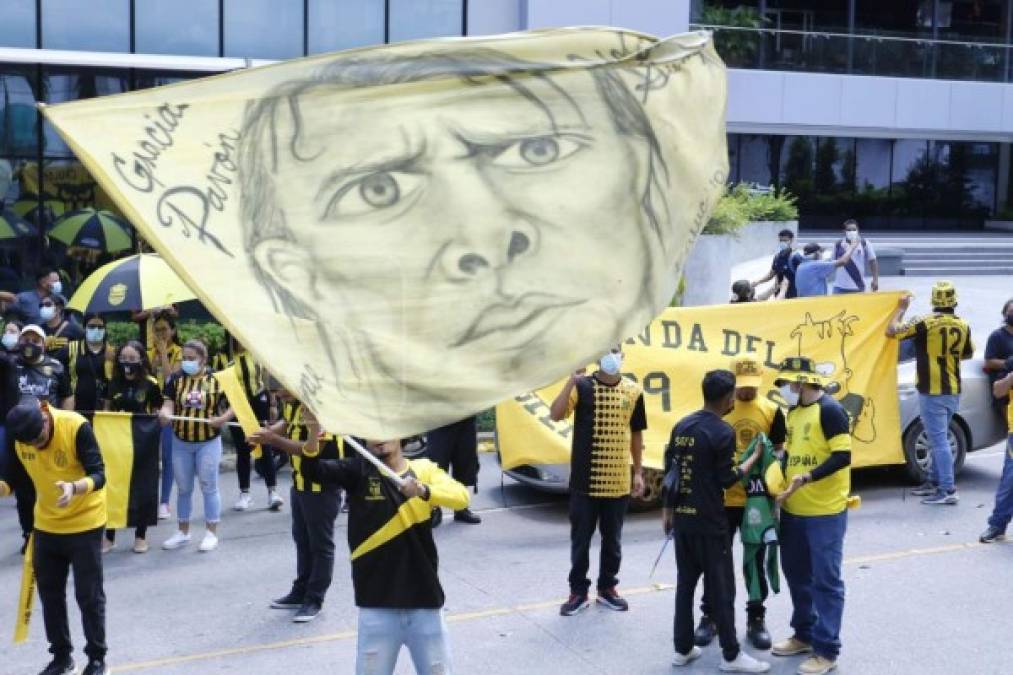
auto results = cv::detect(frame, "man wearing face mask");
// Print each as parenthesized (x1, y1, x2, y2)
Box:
(550, 346, 647, 616)
(41, 295, 84, 358)
(769, 357, 851, 675)
(984, 298, 1013, 413)
(751, 229, 796, 299)
(0, 268, 62, 326)
(832, 220, 878, 295)
(11, 325, 74, 551)
(693, 358, 786, 651)
(793, 241, 860, 299)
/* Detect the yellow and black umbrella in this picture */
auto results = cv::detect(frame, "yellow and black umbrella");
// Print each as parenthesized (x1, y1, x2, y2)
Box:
(0, 208, 37, 242)
(68, 253, 196, 313)
(50, 207, 132, 252)
(12, 198, 66, 225)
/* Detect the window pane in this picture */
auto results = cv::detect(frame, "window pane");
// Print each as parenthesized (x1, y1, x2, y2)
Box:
(135, 0, 219, 56)
(0, 68, 39, 157)
(42, 0, 129, 52)
(41, 68, 128, 158)
(308, 0, 384, 54)
(224, 0, 304, 59)
(0, 157, 44, 292)
(389, 0, 463, 42)
(0, 0, 36, 48)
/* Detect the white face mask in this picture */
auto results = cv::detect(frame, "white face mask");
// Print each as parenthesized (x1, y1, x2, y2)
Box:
(779, 383, 800, 407)
(86, 327, 105, 343)
(845, 230, 858, 242)
(39, 305, 56, 322)
(49, 280, 62, 295)
(599, 352, 623, 375)
(778, 241, 790, 251)
(1, 333, 17, 350)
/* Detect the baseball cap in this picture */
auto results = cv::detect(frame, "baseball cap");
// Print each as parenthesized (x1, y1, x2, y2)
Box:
(6, 402, 45, 444)
(20, 324, 46, 340)
(732, 357, 763, 388)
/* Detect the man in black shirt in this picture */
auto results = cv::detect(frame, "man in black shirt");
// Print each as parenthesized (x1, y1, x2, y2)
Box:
(550, 346, 647, 615)
(664, 370, 769, 673)
(751, 228, 795, 299)
(296, 412, 469, 675)
(985, 298, 1013, 411)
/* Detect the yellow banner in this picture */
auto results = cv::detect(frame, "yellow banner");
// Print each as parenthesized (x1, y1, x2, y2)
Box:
(215, 365, 263, 459)
(41, 28, 728, 439)
(14, 533, 34, 644)
(498, 293, 903, 472)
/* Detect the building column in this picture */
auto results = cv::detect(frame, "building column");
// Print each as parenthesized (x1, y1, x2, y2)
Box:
(998, 143, 1011, 212)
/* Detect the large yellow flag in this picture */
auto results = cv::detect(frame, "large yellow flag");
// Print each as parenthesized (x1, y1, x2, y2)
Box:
(41, 28, 728, 439)
(498, 293, 904, 472)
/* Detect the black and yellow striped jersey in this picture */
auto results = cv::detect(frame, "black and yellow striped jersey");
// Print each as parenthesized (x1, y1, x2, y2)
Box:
(164, 371, 226, 442)
(895, 312, 974, 395)
(108, 375, 163, 414)
(148, 343, 182, 383)
(230, 351, 265, 400)
(282, 401, 343, 492)
(300, 454, 469, 608)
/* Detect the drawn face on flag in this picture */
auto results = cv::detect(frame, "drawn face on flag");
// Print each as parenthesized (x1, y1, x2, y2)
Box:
(42, 29, 728, 439)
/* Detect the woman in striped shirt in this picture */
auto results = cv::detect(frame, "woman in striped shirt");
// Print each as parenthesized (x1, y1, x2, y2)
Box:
(149, 312, 183, 522)
(158, 339, 234, 553)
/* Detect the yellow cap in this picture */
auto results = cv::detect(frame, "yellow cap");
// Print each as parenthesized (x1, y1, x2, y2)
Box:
(732, 357, 763, 388)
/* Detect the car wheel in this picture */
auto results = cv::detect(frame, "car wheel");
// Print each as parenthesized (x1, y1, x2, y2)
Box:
(902, 417, 968, 484)
(630, 467, 663, 511)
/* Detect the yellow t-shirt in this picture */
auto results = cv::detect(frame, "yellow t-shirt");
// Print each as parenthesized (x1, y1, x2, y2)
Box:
(723, 396, 786, 508)
(14, 407, 107, 534)
(783, 395, 851, 517)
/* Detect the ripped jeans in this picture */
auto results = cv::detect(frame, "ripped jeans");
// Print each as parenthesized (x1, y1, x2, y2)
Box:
(356, 608, 452, 675)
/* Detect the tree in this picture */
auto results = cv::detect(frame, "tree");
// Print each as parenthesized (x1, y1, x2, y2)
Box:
(814, 138, 840, 194)
(782, 136, 814, 199)
(840, 146, 857, 194)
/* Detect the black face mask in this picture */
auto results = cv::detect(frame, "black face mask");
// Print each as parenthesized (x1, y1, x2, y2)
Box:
(21, 343, 41, 362)
(121, 364, 138, 378)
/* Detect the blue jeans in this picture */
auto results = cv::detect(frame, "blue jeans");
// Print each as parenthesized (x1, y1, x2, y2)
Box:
(780, 510, 847, 660)
(987, 436, 1013, 532)
(356, 608, 453, 675)
(160, 425, 174, 506)
(172, 436, 223, 524)
(919, 394, 960, 494)
(831, 287, 861, 295)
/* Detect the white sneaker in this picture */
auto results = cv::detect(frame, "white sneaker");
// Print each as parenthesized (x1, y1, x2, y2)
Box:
(672, 646, 702, 666)
(234, 493, 252, 511)
(158, 503, 171, 520)
(269, 491, 284, 511)
(198, 531, 219, 552)
(162, 531, 191, 550)
(720, 651, 771, 673)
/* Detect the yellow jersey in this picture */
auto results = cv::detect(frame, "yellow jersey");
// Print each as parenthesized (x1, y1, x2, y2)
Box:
(895, 312, 973, 396)
(723, 396, 786, 507)
(783, 394, 851, 517)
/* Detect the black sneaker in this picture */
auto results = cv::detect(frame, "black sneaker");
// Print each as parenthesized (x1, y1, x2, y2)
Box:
(910, 482, 937, 497)
(270, 591, 305, 609)
(82, 659, 110, 675)
(38, 658, 75, 675)
(921, 491, 958, 506)
(747, 617, 772, 650)
(431, 508, 443, 529)
(694, 616, 716, 646)
(559, 593, 589, 616)
(453, 508, 482, 524)
(596, 587, 629, 611)
(980, 525, 1006, 543)
(293, 602, 322, 623)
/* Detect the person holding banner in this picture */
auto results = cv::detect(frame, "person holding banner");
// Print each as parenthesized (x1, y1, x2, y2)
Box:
(886, 283, 973, 505)
(1, 400, 109, 675)
(664, 369, 770, 673)
(103, 341, 163, 554)
(295, 418, 469, 675)
(769, 357, 851, 675)
(157, 339, 233, 553)
(694, 358, 786, 651)
(248, 381, 343, 624)
(550, 345, 646, 616)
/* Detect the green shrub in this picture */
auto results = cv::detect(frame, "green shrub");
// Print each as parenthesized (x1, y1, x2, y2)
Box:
(476, 408, 496, 433)
(102, 319, 227, 355)
(703, 184, 798, 235)
(105, 321, 139, 348)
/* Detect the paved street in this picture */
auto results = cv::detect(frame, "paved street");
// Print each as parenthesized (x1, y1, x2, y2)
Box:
(1, 274, 1011, 675)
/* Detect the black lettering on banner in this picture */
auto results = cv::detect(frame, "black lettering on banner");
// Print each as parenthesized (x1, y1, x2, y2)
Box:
(642, 371, 671, 412)
(298, 364, 324, 408)
(764, 341, 780, 369)
(722, 329, 741, 357)
(514, 393, 572, 440)
(662, 320, 682, 349)
(111, 103, 189, 193)
(745, 334, 763, 354)
(687, 323, 708, 352)
(627, 325, 652, 347)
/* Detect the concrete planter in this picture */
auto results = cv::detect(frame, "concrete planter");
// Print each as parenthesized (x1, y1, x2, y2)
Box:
(682, 220, 797, 307)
